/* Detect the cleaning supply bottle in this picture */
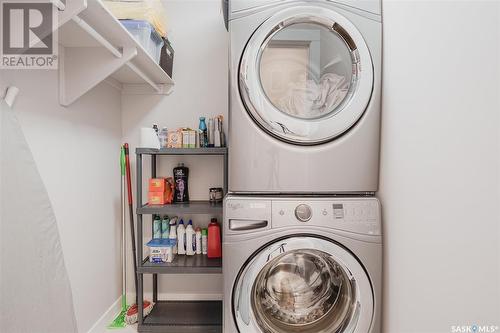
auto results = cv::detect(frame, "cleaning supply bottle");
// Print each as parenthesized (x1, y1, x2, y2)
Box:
(195, 227, 202, 254)
(168, 217, 178, 254)
(153, 215, 162, 239)
(173, 163, 189, 203)
(207, 218, 222, 258)
(161, 215, 170, 239)
(177, 219, 186, 255)
(185, 220, 195, 256)
(199, 117, 208, 147)
(201, 229, 208, 255)
(208, 118, 214, 147)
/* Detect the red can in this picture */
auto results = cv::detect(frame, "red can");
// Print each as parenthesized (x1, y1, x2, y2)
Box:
(207, 218, 222, 258)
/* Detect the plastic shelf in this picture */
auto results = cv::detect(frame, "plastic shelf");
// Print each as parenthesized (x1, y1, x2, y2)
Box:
(136, 147, 228, 156)
(138, 201, 222, 215)
(139, 256, 222, 274)
(138, 300, 222, 333)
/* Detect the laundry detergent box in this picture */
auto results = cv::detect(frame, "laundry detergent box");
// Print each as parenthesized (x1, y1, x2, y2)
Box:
(147, 238, 176, 263)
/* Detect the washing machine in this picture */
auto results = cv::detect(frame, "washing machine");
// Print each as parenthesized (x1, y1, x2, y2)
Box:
(227, 0, 382, 194)
(223, 195, 382, 333)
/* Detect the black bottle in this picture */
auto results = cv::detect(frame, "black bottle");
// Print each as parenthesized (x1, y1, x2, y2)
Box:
(173, 163, 189, 203)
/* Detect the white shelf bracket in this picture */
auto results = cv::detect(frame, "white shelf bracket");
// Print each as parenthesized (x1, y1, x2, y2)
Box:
(59, 46, 137, 106)
(125, 62, 161, 93)
(71, 16, 122, 58)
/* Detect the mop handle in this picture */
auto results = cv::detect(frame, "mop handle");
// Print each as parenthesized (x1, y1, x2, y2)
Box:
(123, 143, 138, 305)
(120, 146, 127, 310)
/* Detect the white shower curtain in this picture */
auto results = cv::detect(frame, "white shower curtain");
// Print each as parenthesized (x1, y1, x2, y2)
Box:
(0, 99, 77, 333)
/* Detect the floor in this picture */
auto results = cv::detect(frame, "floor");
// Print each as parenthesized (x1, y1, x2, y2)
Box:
(105, 324, 137, 333)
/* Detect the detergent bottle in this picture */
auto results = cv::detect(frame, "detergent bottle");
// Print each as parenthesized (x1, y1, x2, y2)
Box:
(185, 220, 195, 256)
(177, 219, 186, 255)
(207, 218, 222, 258)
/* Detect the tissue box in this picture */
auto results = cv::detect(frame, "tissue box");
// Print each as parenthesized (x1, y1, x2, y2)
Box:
(147, 239, 176, 263)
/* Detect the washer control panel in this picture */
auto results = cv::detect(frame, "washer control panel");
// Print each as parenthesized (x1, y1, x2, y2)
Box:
(271, 198, 381, 236)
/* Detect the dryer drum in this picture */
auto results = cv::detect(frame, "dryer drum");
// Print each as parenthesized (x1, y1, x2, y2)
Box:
(251, 249, 357, 332)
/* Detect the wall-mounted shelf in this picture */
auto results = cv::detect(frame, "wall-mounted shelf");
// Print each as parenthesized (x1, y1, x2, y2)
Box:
(54, 0, 174, 106)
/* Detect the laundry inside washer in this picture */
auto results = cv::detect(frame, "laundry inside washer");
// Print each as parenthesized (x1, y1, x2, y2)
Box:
(252, 249, 356, 332)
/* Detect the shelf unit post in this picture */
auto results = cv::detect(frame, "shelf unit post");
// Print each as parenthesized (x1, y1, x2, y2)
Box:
(151, 155, 158, 303)
(136, 152, 144, 324)
(223, 152, 228, 195)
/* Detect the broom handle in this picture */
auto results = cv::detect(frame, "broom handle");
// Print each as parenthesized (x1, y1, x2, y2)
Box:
(124, 143, 138, 306)
(121, 146, 127, 310)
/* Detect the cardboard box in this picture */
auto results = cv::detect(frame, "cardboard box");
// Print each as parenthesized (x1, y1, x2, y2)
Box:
(182, 130, 190, 148)
(148, 191, 168, 205)
(149, 178, 166, 192)
(188, 130, 196, 148)
(167, 130, 182, 148)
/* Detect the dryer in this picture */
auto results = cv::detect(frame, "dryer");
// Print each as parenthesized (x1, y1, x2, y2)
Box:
(223, 195, 382, 333)
(228, 0, 382, 193)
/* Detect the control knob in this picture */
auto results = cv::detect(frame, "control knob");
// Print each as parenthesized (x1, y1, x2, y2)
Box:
(295, 204, 312, 222)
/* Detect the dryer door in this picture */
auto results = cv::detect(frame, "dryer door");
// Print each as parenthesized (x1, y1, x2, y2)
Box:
(233, 236, 374, 333)
(239, 6, 373, 145)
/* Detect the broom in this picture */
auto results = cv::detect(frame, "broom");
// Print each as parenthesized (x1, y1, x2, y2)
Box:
(123, 143, 153, 324)
(107, 146, 127, 329)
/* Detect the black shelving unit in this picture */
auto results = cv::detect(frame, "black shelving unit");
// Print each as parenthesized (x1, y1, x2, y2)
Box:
(135, 147, 227, 333)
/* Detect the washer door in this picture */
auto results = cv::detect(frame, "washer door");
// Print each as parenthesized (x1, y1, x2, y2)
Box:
(239, 6, 373, 145)
(233, 236, 374, 333)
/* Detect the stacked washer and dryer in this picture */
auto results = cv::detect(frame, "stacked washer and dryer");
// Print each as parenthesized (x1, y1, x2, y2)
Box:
(223, 1, 382, 332)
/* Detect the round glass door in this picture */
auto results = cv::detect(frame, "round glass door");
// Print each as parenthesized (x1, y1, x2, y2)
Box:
(239, 6, 374, 145)
(233, 236, 374, 333)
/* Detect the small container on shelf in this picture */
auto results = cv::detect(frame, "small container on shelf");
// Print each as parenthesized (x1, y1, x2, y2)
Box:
(147, 238, 176, 263)
(209, 187, 223, 203)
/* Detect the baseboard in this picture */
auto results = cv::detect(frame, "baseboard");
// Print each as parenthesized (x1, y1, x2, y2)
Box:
(86, 297, 122, 333)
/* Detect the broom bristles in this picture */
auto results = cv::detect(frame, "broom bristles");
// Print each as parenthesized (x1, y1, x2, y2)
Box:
(124, 301, 154, 325)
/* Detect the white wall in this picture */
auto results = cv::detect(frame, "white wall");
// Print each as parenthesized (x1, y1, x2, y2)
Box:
(379, 1, 500, 332)
(0, 71, 122, 333)
(121, 0, 228, 299)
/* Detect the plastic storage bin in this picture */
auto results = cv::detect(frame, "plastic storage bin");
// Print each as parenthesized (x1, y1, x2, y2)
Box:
(120, 19, 163, 64)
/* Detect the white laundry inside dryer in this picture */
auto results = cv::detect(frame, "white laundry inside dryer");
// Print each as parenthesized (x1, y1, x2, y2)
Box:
(259, 23, 351, 119)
